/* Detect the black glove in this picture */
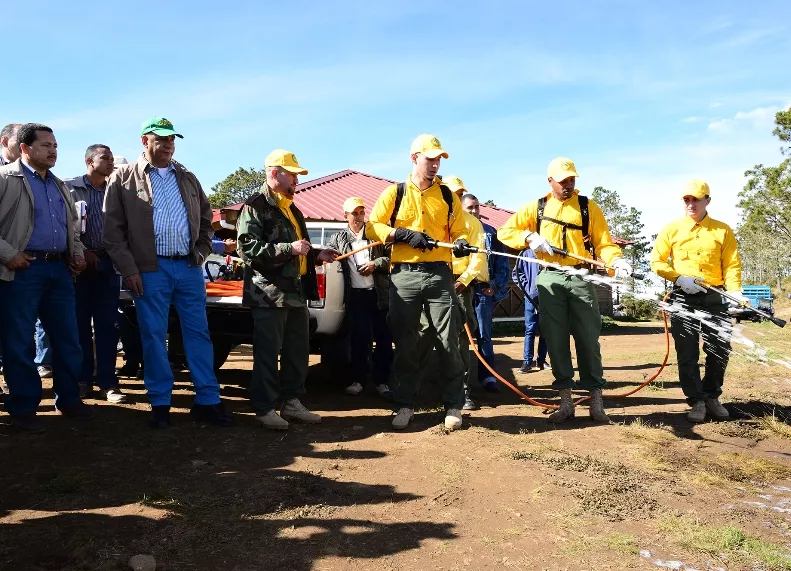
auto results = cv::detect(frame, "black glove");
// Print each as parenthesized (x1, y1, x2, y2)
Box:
(452, 238, 474, 258)
(393, 228, 435, 251)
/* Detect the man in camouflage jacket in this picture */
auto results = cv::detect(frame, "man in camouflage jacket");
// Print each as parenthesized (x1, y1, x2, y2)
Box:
(235, 149, 338, 430)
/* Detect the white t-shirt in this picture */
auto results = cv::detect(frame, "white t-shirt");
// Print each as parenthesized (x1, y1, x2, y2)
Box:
(348, 230, 375, 290)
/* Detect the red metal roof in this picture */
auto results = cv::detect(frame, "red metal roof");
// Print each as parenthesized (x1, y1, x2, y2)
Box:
(212, 169, 631, 244)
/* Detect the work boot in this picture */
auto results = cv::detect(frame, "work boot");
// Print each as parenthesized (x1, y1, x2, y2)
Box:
(56, 400, 96, 420)
(10, 413, 47, 433)
(705, 398, 730, 420)
(588, 388, 611, 423)
(150, 405, 171, 429)
(281, 399, 321, 424)
(257, 409, 289, 430)
(687, 401, 707, 423)
(392, 408, 414, 430)
(445, 409, 463, 431)
(548, 388, 575, 423)
(190, 402, 235, 427)
(116, 362, 139, 378)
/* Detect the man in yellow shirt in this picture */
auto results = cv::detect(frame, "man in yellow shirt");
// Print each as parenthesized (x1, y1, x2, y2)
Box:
(368, 135, 471, 431)
(650, 179, 743, 423)
(418, 175, 489, 411)
(498, 157, 632, 423)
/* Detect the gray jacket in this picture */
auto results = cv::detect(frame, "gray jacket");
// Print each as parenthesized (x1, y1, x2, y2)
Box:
(327, 227, 390, 310)
(0, 159, 84, 281)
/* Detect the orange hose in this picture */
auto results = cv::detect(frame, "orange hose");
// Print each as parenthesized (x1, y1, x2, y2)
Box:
(465, 291, 673, 409)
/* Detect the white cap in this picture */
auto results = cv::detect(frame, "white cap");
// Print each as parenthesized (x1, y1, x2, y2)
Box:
(113, 156, 129, 169)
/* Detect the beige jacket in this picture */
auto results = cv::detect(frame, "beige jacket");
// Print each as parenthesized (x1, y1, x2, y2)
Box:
(0, 159, 84, 281)
(103, 155, 213, 278)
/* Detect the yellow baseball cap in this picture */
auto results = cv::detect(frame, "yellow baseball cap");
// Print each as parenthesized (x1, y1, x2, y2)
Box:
(547, 157, 579, 181)
(342, 196, 365, 213)
(683, 179, 710, 199)
(443, 175, 466, 194)
(410, 134, 449, 159)
(264, 149, 308, 175)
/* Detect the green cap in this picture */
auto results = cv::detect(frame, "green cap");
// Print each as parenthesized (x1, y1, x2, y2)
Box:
(140, 116, 183, 138)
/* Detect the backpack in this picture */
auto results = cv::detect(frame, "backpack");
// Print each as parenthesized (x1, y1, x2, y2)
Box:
(389, 181, 455, 240)
(536, 195, 595, 257)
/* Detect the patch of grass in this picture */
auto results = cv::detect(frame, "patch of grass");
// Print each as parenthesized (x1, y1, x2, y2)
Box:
(658, 514, 791, 570)
(563, 531, 639, 556)
(605, 532, 640, 555)
(621, 418, 674, 443)
(139, 490, 187, 510)
(44, 474, 81, 494)
(759, 414, 791, 439)
(709, 420, 767, 441)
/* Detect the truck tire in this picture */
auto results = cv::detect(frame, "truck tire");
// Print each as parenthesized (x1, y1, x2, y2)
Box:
(212, 339, 234, 371)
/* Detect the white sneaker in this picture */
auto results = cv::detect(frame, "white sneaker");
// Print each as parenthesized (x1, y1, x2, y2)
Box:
(705, 398, 730, 420)
(392, 408, 414, 430)
(257, 409, 289, 430)
(445, 409, 463, 431)
(280, 399, 321, 424)
(345, 382, 364, 395)
(38, 366, 53, 378)
(687, 401, 707, 423)
(103, 388, 127, 404)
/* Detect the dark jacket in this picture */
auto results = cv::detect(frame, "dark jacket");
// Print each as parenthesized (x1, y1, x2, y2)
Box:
(103, 155, 212, 278)
(236, 184, 319, 308)
(513, 248, 540, 306)
(478, 221, 510, 303)
(327, 226, 391, 310)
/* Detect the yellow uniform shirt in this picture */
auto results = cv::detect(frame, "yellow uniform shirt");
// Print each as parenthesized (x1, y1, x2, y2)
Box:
(275, 192, 307, 276)
(452, 211, 489, 286)
(497, 190, 622, 266)
(368, 175, 468, 264)
(650, 214, 741, 291)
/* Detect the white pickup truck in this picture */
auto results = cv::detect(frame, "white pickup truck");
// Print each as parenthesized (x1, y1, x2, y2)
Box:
(120, 220, 349, 369)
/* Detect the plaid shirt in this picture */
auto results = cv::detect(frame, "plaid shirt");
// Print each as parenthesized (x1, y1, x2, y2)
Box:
(67, 175, 106, 251)
(150, 163, 190, 256)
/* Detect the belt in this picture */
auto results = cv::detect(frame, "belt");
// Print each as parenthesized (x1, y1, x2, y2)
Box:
(393, 262, 448, 272)
(544, 264, 587, 272)
(25, 250, 65, 262)
(157, 254, 190, 261)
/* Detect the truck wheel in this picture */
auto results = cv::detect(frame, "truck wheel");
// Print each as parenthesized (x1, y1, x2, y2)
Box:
(213, 340, 234, 371)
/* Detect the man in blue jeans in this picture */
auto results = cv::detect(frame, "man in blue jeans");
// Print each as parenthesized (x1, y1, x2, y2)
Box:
(103, 117, 233, 429)
(66, 144, 127, 404)
(513, 248, 548, 373)
(0, 123, 95, 432)
(462, 194, 510, 391)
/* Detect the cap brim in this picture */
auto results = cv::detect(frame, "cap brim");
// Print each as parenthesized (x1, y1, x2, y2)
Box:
(446, 185, 465, 193)
(422, 150, 449, 159)
(146, 128, 184, 138)
(549, 171, 578, 181)
(279, 165, 308, 175)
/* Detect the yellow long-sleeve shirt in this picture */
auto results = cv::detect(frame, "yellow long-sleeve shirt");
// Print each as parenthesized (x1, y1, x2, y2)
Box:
(368, 175, 468, 264)
(650, 214, 741, 291)
(275, 192, 307, 276)
(497, 190, 623, 266)
(452, 211, 489, 286)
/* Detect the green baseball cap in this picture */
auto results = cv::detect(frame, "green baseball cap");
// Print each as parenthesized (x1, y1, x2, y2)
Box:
(140, 116, 183, 138)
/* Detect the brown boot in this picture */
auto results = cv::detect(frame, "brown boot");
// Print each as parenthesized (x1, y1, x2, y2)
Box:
(589, 388, 611, 423)
(548, 388, 575, 423)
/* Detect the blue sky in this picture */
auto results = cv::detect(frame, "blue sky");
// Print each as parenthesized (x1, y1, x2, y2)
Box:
(4, 0, 790, 236)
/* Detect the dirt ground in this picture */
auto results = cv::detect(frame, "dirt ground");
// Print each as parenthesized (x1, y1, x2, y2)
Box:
(2, 317, 791, 571)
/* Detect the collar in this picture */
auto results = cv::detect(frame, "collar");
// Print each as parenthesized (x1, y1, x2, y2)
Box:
(407, 173, 441, 193)
(348, 225, 366, 239)
(543, 189, 580, 204)
(141, 153, 175, 174)
(274, 190, 294, 210)
(682, 213, 710, 230)
(82, 174, 106, 191)
(20, 159, 50, 180)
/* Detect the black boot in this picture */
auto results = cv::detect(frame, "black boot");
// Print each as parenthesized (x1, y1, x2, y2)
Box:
(116, 362, 139, 377)
(190, 402, 235, 427)
(150, 405, 171, 429)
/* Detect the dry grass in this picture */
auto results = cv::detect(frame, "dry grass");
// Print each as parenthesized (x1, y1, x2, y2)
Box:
(621, 418, 675, 444)
(759, 414, 791, 439)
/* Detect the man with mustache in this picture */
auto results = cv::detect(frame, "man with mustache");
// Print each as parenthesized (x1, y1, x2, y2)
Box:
(498, 157, 633, 424)
(650, 180, 743, 423)
(0, 123, 94, 432)
(103, 117, 233, 429)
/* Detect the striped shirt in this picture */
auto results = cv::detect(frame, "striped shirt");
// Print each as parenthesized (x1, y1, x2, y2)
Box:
(150, 163, 190, 256)
(68, 175, 106, 251)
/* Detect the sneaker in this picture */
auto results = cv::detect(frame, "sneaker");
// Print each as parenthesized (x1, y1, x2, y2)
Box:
(687, 401, 707, 423)
(705, 398, 730, 421)
(518, 361, 536, 374)
(345, 382, 364, 396)
(10, 413, 47, 433)
(56, 400, 96, 420)
(375, 384, 394, 400)
(190, 402, 235, 427)
(280, 399, 321, 424)
(37, 366, 53, 378)
(462, 396, 479, 411)
(482, 378, 500, 393)
(392, 407, 414, 430)
(103, 388, 127, 404)
(445, 409, 463, 431)
(537, 362, 547, 371)
(257, 409, 289, 430)
(150, 405, 171, 429)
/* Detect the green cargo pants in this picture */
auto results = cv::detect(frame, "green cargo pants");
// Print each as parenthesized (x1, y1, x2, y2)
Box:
(250, 305, 309, 414)
(390, 263, 466, 411)
(669, 290, 731, 405)
(537, 269, 606, 390)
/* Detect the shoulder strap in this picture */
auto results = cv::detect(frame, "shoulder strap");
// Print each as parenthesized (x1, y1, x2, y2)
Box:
(578, 195, 589, 238)
(389, 182, 406, 228)
(439, 184, 454, 236)
(536, 197, 547, 235)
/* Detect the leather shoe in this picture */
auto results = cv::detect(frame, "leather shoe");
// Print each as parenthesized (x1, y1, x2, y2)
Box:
(116, 363, 139, 377)
(56, 400, 96, 420)
(10, 413, 47, 433)
(190, 402, 235, 427)
(150, 405, 171, 429)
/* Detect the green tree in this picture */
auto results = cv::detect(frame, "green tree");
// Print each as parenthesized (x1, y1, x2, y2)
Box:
(590, 186, 650, 272)
(484, 199, 496, 206)
(209, 167, 267, 209)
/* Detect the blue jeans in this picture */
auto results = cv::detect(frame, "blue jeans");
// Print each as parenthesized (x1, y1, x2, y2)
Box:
(133, 258, 220, 407)
(34, 319, 51, 366)
(473, 292, 497, 382)
(523, 297, 548, 364)
(75, 256, 121, 389)
(0, 259, 83, 416)
(348, 288, 393, 385)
